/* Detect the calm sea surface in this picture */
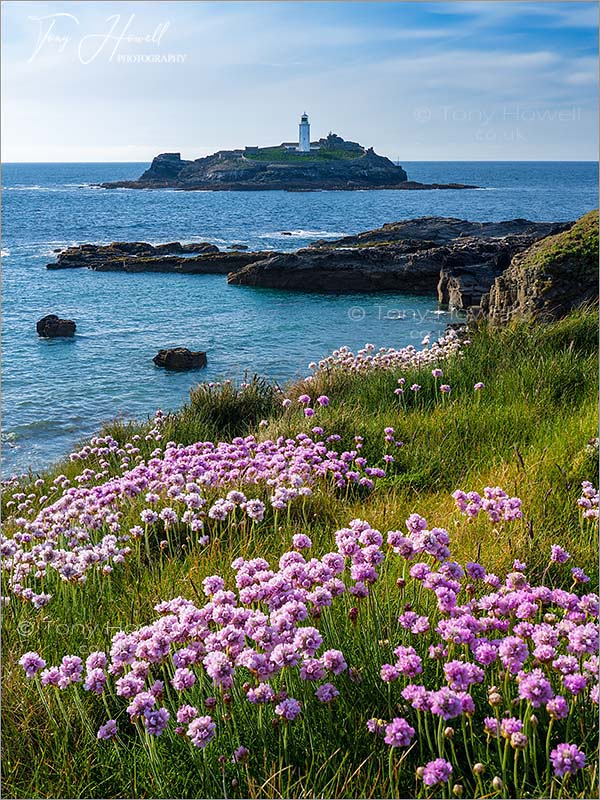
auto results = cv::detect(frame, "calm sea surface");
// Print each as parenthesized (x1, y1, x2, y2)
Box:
(2, 161, 597, 474)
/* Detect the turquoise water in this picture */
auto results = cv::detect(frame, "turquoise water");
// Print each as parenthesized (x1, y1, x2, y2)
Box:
(2, 161, 597, 474)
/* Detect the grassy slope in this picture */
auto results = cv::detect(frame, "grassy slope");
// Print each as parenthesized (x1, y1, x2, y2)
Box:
(518, 209, 599, 278)
(2, 308, 598, 799)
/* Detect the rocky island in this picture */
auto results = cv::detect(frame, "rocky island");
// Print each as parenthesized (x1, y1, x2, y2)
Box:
(101, 117, 477, 191)
(46, 212, 597, 323)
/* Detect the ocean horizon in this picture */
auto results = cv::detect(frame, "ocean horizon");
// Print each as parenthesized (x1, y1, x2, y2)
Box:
(3, 159, 598, 475)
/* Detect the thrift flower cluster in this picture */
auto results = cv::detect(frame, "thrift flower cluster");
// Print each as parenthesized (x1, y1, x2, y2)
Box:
(2, 431, 385, 607)
(452, 486, 523, 523)
(312, 330, 463, 374)
(577, 481, 599, 521)
(23, 516, 390, 743)
(20, 487, 597, 797)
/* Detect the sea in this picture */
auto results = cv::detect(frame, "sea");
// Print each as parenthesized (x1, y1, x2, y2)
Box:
(2, 161, 597, 475)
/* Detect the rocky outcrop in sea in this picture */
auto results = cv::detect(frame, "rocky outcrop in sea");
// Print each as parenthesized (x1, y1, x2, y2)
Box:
(36, 314, 76, 337)
(47, 241, 274, 275)
(46, 213, 597, 324)
(228, 217, 571, 307)
(99, 136, 477, 192)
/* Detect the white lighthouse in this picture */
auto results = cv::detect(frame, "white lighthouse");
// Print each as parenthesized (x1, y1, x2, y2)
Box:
(298, 112, 310, 152)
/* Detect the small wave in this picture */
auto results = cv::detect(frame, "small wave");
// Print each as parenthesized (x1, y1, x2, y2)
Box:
(3, 184, 84, 193)
(80, 327, 154, 337)
(11, 418, 83, 436)
(1, 248, 10, 257)
(0, 431, 19, 448)
(258, 229, 347, 240)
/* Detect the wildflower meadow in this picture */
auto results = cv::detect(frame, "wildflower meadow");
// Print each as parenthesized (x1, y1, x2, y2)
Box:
(2, 308, 598, 799)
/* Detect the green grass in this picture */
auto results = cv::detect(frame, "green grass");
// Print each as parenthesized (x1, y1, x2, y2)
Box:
(2, 307, 598, 798)
(244, 146, 364, 164)
(519, 209, 598, 277)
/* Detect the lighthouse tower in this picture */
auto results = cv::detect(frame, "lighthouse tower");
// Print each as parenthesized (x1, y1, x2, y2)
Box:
(298, 112, 310, 152)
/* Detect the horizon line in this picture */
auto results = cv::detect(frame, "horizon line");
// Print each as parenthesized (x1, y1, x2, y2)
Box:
(2, 159, 598, 165)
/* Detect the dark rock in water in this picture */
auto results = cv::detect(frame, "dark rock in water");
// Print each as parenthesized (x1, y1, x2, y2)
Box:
(47, 241, 273, 274)
(227, 244, 248, 250)
(281, 232, 293, 236)
(36, 314, 76, 338)
(153, 348, 207, 370)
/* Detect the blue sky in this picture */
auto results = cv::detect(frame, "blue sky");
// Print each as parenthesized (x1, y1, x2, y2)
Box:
(2, 1, 598, 161)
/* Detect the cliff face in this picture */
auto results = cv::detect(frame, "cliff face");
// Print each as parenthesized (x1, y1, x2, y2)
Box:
(480, 210, 599, 324)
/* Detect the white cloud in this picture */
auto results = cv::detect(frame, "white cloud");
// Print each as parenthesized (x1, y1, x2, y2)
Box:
(1, 1, 597, 161)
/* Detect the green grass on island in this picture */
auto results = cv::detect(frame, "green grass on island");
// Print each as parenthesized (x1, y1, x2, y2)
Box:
(2, 308, 598, 799)
(243, 146, 365, 163)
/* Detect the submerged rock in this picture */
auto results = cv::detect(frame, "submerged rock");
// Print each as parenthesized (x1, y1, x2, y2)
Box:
(153, 348, 207, 370)
(36, 314, 76, 338)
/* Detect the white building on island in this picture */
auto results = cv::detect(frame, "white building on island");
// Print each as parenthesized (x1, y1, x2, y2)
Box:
(283, 113, 321, 153)
(298, 112, 310, 152)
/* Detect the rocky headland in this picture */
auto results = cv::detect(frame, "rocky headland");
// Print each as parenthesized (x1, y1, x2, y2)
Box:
(478, 210, 599, 324)
(100, 135, 477, 192)
(46, 212, 597, 323)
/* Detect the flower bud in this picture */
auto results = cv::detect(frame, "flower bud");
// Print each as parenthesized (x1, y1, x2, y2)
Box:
(473, 763, 485, 775)
(488, 692, 502, 707)
(492, 776, 503, 791)
(453, 784, 463, 797)
(396, 578, 406, 590)
(416, 767, 425, 779)
(444, 727, 455, 739)
(231, 779, 238, 789)
(349, 666, 362, 684)
(348, 607, 359, 623)
(530, 714, 538, 728)
(510, 732, 528, 750)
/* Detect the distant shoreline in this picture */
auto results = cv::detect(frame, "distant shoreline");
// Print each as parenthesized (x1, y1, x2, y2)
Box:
(98, 180, 480, 192)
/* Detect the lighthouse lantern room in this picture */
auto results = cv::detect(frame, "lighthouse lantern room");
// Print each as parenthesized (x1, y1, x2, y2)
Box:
(298, 112, 310, 152)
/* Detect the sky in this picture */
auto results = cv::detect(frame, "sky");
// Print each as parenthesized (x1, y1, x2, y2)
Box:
(1, 1, 598, 162)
